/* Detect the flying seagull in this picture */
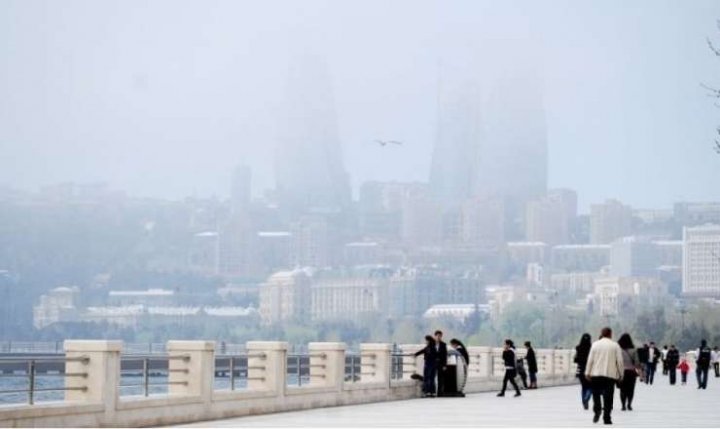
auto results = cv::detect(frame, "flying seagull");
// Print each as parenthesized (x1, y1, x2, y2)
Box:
(375, 139, 403, 146)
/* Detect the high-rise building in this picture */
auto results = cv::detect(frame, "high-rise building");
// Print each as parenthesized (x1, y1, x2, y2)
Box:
(290, 215, 330, 268)
(525, 196, 569, 245)
(609, 237, 659, 278)
(590, 199, 633, 244)
(259, 269, 312, 325)
(429, 59, 547, 218)
(460, 197, 505, 247)
(275, 55, 350, 211)
(682, 224, 720, 297)
(429, 83, 481, 204)
(475, 68, 548, 205)
(401, 187, 442, 247)
(551, 244, 611, 272)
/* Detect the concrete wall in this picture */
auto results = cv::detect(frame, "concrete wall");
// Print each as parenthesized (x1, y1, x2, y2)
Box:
(0, 341, 578, 428)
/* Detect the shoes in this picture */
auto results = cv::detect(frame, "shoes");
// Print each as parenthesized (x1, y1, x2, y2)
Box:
(621, 406, 626, 411)
(593, 413, 600, 423)
(497, 392, 505, 397)
(604, 419, 613, 425)
(583, 401, 589, 410)
(514, 392, 521, 397)
(627, 405, 633, 411)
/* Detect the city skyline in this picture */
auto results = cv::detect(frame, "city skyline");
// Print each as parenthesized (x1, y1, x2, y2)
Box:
(1, 1, 719, 211)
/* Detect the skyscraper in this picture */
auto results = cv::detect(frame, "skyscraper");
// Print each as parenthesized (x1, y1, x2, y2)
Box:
(429, 81, 481, 204)
(275, 55, 350, 212)
(590, 199, 633, 244)
(429, 54, 548, 241)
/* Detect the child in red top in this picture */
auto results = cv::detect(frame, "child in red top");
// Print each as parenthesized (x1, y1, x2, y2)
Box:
(678, 358, 690, 385)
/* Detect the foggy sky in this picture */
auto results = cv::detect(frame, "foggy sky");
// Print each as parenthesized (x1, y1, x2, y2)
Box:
(1, 0, 719, 211)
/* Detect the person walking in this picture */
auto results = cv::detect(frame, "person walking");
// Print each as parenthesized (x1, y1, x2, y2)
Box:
(661, 345, 669, 376)
(666, 345, 680, 385)
(637, 344, 649, 383)
(525, 341, 538, 389)
(695, 339, 712, 389)
(617, 333, 640, 411)
(585, 327, 624, 425)
(414, 335, 439, 397)
(575, 333, 593, 410)
(712, 346, 719, 378)
(497, 339, 521, 397)
(678, 357, 690, 385)
(645, 342, 661, 385)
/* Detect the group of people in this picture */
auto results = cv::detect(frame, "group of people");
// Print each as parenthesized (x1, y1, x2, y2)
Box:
(413, 330, 470, 397)
(496, 339, 538, 397)
(574, 327, 716, 425)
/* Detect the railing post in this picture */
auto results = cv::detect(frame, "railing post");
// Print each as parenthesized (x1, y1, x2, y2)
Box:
(64, 340, 122, 424)
(308, 342, 345, 390)
(360, 343, 392, 385)
(467, 346, 493, 378)
(166, 340, 215, 407)
(246, 341, 288, 394)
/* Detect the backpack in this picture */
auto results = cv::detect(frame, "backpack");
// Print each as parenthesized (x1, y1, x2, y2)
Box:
(698, 347, 712, 369)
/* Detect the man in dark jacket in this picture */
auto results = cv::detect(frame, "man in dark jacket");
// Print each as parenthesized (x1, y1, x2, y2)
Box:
(434, 330, 448, 396)
(696, 339, 712, 390)
(525, 341, 538, 389)
(666, 345, 680, 385)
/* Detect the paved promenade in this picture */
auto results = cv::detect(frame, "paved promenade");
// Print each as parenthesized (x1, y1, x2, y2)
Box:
(183, 376, 719, 427)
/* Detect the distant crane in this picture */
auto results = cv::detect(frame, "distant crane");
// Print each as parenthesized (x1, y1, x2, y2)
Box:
(374, 139, 403, 147)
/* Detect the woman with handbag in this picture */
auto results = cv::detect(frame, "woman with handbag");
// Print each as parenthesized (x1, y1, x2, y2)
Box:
(618, 333, 641, 411)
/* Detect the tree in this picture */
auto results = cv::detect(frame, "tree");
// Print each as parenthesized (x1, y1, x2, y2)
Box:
(705, 20, 720, 155)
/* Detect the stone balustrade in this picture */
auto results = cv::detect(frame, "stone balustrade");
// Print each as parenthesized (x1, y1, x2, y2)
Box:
(0, 340, 578, 428)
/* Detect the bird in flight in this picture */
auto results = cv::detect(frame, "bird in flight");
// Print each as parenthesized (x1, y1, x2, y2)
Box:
(375, 139, 403, 146)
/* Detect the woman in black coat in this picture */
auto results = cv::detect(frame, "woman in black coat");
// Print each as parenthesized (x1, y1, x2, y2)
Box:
(524, 341, 538, 389)
(574, 333, 593, 409)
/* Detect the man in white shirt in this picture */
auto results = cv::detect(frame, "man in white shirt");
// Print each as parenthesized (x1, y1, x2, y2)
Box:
(585, 327, 625, 425)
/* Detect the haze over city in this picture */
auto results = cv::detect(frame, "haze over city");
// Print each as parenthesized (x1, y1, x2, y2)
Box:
(1, 0, 719, 210)
(2, 2, 720, 426)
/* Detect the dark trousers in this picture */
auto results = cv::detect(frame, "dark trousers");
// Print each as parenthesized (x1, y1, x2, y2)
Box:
(436, 364, 445, 395)
(696, 367, 709, 389)
(644, 363, 656, 384)
(714, 362, 719, 377)
(591, 377, 616, 422)
(619, 370, 637, 408)
(681, 372, 688, 384)
(500, 369, 521, 394)
(579, 375, 592, 405)
(662, 361, 668, 375)
(422, 362, 437, 394)
(669, 368, 677, 385)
